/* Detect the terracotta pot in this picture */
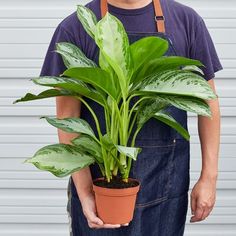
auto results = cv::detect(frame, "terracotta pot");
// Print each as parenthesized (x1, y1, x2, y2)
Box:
(92, 177, 140, 224)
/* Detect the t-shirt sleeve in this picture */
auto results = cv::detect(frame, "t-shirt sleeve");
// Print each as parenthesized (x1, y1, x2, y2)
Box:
(40, 24, 75, 77)
(189, 18, 223, 81)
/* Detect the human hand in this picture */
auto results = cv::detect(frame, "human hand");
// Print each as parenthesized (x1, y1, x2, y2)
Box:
(80, 191, 129, 229)
(190, 174, 217, 223)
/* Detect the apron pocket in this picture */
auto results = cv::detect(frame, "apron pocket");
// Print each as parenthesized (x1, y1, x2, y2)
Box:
(131, 138, 176, 208)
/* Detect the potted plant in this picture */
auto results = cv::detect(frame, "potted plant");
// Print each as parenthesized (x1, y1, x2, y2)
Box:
(13, 5, 217, 224)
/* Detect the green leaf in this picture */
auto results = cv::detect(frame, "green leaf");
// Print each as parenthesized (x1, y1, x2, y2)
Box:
(115, 145, 141, 161)
(98, 50, 120, 99)
(136, 98, 169, 128)
(156, 94, 212, 117)
(24, 143, 95, 177)
(100, 134, 141, 161)
(71, 134, 103, 163)
(153, 111, 190, 141)
(95, 12, 133, 96)
(55, 42, 97, 68)
(100, 133, 114, 152)
(130, 36, 168, 76)
(77, 5, 98, 39)
(12, 89, 74, 104)
(136, 70, 217, 100)
(63, 67, 119, 100)
(131, 56, 204, 88)
(41, 116, 96, 139)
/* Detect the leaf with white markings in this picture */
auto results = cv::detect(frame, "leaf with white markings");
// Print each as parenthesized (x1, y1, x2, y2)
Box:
(181, 65, 204, 75)
(55, 42, 97, 68)
(71, 134, 103, 163)
(136, 98, 169, 128)
(131, 56, 204, 88)
(156, 94, 211, 117)
(136, 70, 217, 100)
(24, 143, 95, 177)
(40, 116, 96, 139)
(95, 12, 133, 96)
(77, 5, 97, 39)
(115, 145, 141, 161)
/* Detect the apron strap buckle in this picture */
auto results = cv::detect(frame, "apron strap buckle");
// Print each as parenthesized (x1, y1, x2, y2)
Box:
(155, 15, 165, 22)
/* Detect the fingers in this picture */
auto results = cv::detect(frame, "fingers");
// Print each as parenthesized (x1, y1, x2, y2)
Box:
(191, 194, 197, 215)
(190, 203, 204, 222)
(86, 210, 126, 229)
(87, 214, 129, 229)
(190, 196, 214, 222)
(200, 201, 214, 220)
(81, 194, 129, 229)
(121, 223, 129, 226)
(88, 222, 121, 229)
(85, 210, 103, 225)
(88, 222, 129, 229)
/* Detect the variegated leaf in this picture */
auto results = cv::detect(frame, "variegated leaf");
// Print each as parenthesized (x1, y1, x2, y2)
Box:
(24, 143, 95, 177)
(115, 145, 142, 161)
(154, 111, 190, 141)
(71, 134, 103, 163)
(40, 116, 96, 139)
(98, 50, 120, 95)
(32, 76, 105, 106)
(136, 98, 169, 128)
(131, 56, 204, 88)
(95, 12, 133, 95)
(181, 65, 204, 75)
(156, 95, 211, 117)
(55, 42, 97, 68)
(77, 5, 97, 39)
(136, 70, 217, 100)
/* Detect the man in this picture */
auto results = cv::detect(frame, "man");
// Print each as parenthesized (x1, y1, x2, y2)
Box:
(40, 0, 223, 235)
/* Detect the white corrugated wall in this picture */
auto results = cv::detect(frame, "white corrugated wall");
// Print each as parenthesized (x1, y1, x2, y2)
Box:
(0, 0, 235, 235)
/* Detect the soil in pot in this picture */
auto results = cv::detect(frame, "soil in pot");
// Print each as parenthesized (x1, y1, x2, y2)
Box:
(93, 175, 140, 225)
(93, 175, 139, 188)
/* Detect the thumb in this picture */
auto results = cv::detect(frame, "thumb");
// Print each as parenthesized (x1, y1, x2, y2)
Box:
(191, 194, 197, 215)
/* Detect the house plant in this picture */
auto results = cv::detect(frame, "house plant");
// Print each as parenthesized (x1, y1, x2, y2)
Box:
(13, 5, 217, 224)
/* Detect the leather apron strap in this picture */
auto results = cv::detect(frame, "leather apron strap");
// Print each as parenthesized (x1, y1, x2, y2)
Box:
(100, 0, 165, 33)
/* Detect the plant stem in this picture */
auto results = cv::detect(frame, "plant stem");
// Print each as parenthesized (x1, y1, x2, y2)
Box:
(120, 99, 128, 167)
(125, 127, 142, 178)
(76, 96, 103, 140)
(112, 165, 118, 176)
(128, 111, 138, 138)
(76, 96, 112, 181)
(127, 95, 151, 138)
(109, 150, 126, 174)
(98, 163, 106, 176)
(102, 146, 111, 182)
(128, 95, 150, 121)
(104, 106, 110, 135)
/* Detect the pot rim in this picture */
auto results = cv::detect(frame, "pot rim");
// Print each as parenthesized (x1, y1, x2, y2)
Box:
(92, 177, 140, 197)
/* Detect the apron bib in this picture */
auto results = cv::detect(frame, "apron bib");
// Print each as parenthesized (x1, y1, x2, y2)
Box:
(67, 0, 190, 235)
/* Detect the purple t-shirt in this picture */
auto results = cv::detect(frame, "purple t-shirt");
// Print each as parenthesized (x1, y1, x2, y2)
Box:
(40, 0, 223, 80)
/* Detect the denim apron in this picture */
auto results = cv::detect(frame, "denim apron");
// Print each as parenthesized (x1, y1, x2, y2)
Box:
(66, 0, 190, 235)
